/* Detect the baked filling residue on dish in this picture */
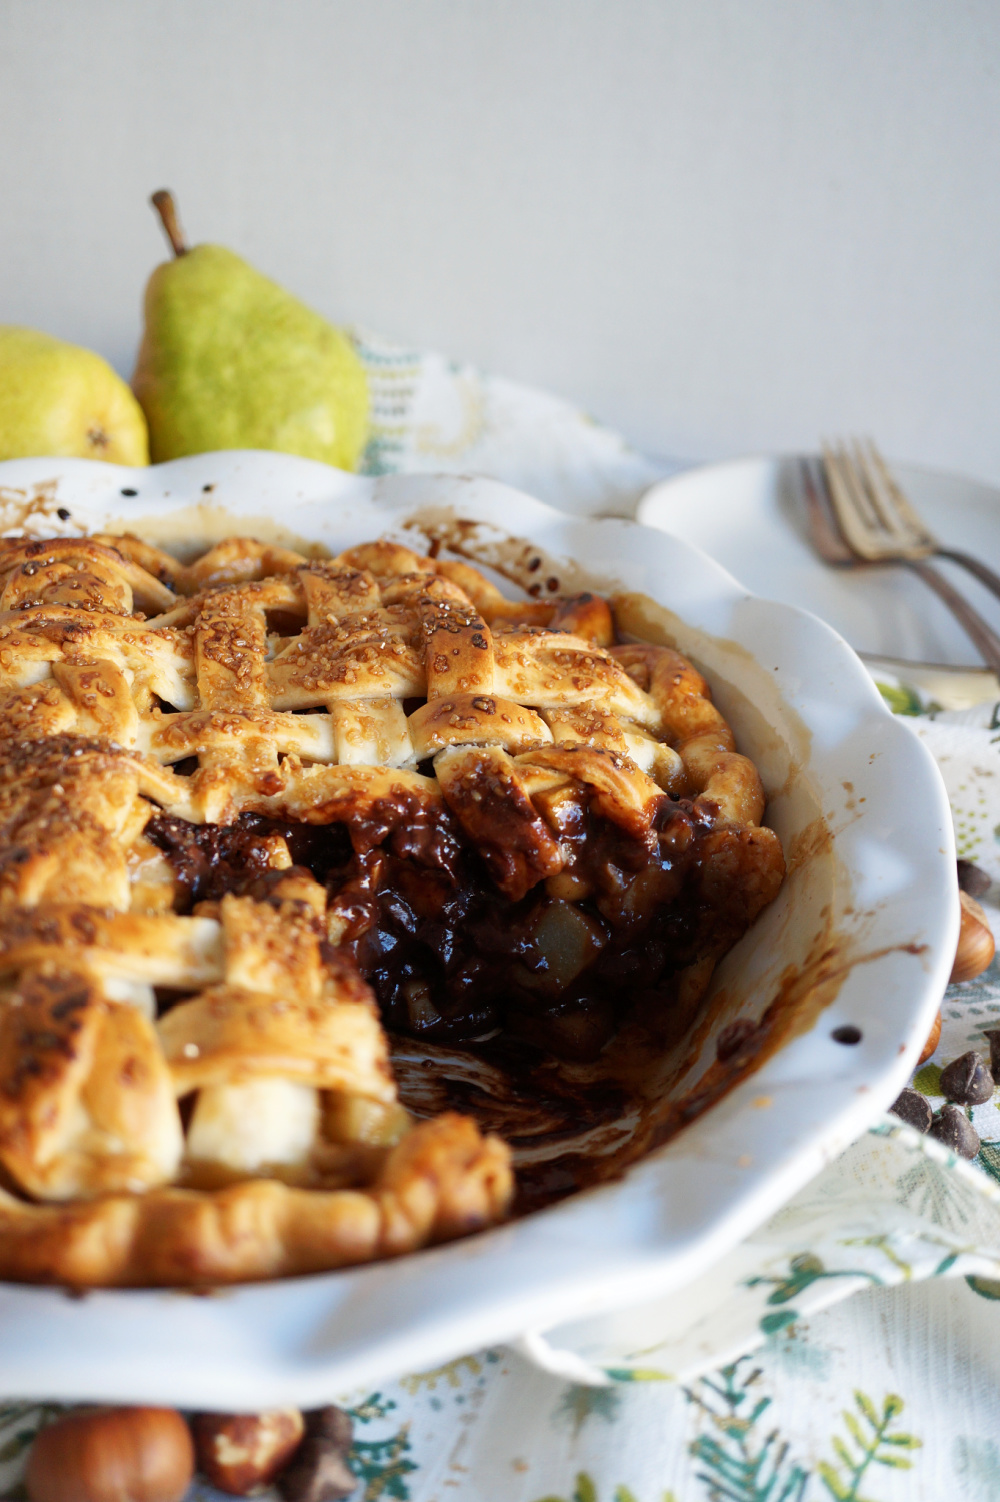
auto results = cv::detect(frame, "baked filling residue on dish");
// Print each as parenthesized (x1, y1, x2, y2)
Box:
(0, 531, 784, 1286)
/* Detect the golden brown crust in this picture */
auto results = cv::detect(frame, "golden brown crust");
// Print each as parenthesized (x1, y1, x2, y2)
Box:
(0, 536, 177, 615)
(0, 534, 770, 863)
(0, 969, 181, 1201)
(610, 643, 767, 824)
(157, 984, 393, 1099)
(0, 526, 780, 1286)
(0, 1114, 511, 1286)
(407, 693, 552, 759)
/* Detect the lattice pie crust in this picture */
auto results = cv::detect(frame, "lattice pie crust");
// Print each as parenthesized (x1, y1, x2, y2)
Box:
(0, 530, 783, 1286)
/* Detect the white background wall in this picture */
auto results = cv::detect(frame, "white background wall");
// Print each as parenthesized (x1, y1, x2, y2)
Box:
(3, 0, 999, 479)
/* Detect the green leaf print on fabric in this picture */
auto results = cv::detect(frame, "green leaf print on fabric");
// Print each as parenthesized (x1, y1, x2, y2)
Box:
(965, 1272, 1000, 1300)
(532, 1475, 652, 1502)
(747, 1254, 882, 1334)
(817, 1392, 921, 1501)
(554, 1385, 622, 1435)
(748, 1253, 827, 1304)
(760, 1309, 799, 1335)
(685, 1358, 810, 1501)
(892, 1152, 983, 1229)
(345, 1393, 418, 1501)
(912, 1063, 943, 1097)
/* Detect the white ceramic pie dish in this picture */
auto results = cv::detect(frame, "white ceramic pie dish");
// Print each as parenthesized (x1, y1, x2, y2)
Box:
(0, 452, 957, 1407)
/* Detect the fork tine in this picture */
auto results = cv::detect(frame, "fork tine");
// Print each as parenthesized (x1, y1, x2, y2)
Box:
(801, 458, 853, 564)
(853, 437, 898, 531)
(821, 440, 882, 558)
(834, 441, 878, 527)
(864, 440, 934, 550)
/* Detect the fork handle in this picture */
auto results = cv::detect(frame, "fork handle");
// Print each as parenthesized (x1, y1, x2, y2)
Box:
(934, 548, 1000, 607)
(906, 559, 1000, 677)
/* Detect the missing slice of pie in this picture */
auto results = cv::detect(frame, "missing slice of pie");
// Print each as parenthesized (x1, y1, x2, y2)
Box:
(0, 529, 784, 1286)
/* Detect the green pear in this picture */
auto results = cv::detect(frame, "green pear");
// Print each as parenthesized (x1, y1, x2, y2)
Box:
(133, 191, 369, 470)
(0, 327, 149, 465)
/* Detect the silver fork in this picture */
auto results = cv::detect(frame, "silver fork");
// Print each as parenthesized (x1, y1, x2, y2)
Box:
(822, 438, 1000, 601)
(801, 458, 1000, 677)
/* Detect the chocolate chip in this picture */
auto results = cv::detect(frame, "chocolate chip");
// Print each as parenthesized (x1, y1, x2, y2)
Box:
(889, 1088, 932, 1133)
(277, 1443, 355, 1501)
(120, 487, 138, 497)
(278, 1406, 355, 1502)
(958, 859, 991, 899)
(56, 507, 70, 521)
(302, 1407, 353, 1451)
(927, 1103, 981, 1159)
(939, 1050, 994, 1105)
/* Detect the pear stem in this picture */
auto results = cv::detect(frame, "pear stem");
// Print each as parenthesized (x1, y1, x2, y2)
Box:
(150, 190, 188, 257)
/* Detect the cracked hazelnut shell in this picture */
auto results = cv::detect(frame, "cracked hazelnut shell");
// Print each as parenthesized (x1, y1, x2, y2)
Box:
(191, 1409, 305, 1496)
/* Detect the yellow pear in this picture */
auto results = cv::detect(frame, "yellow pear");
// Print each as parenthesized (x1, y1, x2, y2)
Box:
(0, 327, 149, 465)
(133, 191, 368, 470)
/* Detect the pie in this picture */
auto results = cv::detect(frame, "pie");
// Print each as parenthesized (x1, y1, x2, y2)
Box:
(0, 528, 784, 1286)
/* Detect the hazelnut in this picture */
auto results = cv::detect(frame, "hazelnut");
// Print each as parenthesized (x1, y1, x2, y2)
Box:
(27, 1405, 193, 1502)
(192, 1409, 305, 1496)
(951, 891, 995, 984)
(278, 1405, 356, 1502)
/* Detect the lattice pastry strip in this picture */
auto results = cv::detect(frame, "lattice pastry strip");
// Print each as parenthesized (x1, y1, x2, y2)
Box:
(0, 535, 780, 946)
(0, 880, 398, 1203)
(0, 536, 714, 860)
(0, 537, 177, 616)
(0, 739, 182, 912)
(0, 966, 183, 1201)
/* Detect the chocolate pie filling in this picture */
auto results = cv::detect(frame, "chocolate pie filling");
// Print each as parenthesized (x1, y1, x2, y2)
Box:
(146, 786, 773, 1065)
